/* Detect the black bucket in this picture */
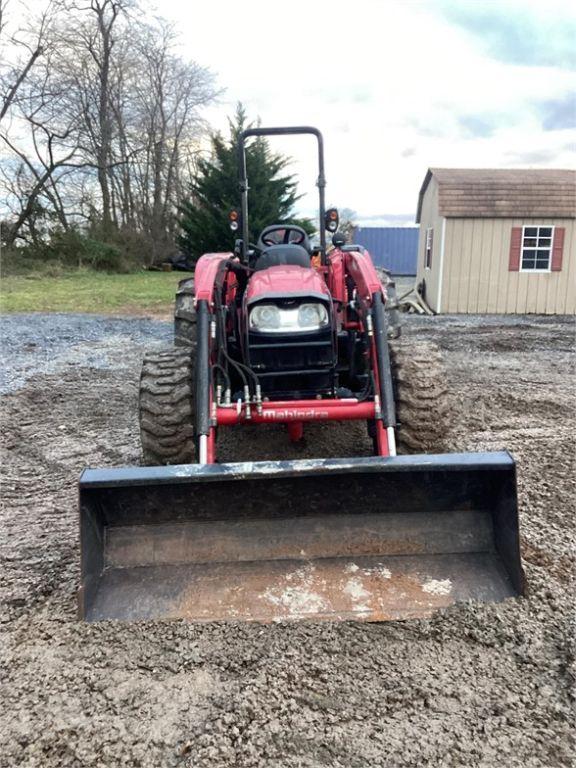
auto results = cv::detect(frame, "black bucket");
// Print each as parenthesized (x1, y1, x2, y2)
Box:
(79, 452, 525, 622)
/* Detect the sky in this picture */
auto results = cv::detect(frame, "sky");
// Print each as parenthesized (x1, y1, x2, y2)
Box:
(152, 0, 575, 225)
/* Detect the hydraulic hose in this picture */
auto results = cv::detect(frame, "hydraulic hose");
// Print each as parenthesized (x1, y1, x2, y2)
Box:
(195, 300, 211, 438)
(370, 292, 396, 428)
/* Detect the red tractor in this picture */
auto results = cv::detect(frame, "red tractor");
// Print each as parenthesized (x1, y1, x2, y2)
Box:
(78, 127, 524, 623)
(143, 127, 407, 465)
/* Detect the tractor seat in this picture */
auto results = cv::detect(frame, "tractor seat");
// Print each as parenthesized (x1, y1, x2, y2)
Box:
(253, 244, 311, 271)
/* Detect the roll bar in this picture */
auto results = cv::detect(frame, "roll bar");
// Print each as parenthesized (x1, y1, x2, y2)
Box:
(238, 126, 326, 264)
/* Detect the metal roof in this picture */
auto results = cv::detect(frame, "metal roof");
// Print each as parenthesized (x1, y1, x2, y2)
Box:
(416, 168, 576, 222)
(353, 227, 419, 275)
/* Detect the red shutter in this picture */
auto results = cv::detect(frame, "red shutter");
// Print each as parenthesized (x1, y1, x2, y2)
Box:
(509, 227, 522, 271)
(551, 227, 565, 272)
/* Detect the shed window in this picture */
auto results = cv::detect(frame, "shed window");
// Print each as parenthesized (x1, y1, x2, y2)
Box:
(425, 228, 433, 269)
(521, 226, 554, 271)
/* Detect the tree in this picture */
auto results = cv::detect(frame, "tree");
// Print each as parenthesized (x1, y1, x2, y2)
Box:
(0, 0, 61, 123)
(178, 105, 313, 262)
(127, 20, 217, 261)
(0, 0, 217, 261)
(0, 0, 86, 247)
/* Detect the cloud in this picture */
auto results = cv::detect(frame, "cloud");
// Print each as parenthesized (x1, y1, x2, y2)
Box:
(457, 114, 499, 139)
(409, 110, 507, 140)
(537, 94, 576, 130)
(436, 0, 576, 69)
(155, 0, 576, 219)
(504, 148, 568, 165)
(352, 89, 372, 104)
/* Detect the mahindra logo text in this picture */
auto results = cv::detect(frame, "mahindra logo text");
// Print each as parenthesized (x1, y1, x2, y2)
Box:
(262, 409, 330, 420)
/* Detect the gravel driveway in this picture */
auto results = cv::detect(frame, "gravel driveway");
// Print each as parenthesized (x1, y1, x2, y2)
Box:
(0, 312, 574, 768)
(0, 313, 171, 394)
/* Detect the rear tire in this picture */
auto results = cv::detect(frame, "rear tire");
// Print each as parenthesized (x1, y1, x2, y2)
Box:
(139, 347, 196, 465)
(174, 278, 196, 347)
(389, 339, 451, 454)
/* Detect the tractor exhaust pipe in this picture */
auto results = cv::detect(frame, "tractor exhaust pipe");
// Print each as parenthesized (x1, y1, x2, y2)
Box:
(79, 452, 524, 622)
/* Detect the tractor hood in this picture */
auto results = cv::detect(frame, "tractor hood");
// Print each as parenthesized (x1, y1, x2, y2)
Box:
(246, 265, 331, 304)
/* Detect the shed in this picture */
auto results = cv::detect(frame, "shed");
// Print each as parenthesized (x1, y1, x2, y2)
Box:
(353, 226, 419, 275)
(415, 168, 576, 314)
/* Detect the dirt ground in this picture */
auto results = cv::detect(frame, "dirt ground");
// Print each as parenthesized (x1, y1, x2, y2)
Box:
(1, 312, 575, 768)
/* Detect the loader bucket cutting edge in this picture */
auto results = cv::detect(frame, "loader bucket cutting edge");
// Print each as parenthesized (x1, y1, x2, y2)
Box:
(78, 452, 525, 622)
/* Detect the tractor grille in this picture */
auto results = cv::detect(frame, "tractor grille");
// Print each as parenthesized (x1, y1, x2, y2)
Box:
(247, 330, 336, 397)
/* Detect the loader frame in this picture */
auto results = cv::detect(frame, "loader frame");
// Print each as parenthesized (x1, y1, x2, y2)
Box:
(193, 250, 397, 464)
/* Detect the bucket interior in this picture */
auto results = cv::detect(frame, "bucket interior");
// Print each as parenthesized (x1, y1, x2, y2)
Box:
(79, 454, 524, 622)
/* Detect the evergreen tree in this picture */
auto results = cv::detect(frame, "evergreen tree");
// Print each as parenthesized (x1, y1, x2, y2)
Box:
(177, 105, 314, 262)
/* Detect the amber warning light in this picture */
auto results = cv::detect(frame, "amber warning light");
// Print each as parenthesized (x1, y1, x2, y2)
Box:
(325, 207, 339, 233)
(229, 210, 239, 231)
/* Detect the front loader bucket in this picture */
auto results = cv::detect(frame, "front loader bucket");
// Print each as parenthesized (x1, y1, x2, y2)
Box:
(79, 453, 525, 622)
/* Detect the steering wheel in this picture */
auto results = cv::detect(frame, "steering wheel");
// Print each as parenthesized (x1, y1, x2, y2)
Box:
(258, 225, 309, 249)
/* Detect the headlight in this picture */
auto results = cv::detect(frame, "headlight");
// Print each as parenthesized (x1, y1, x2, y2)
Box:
(298, 303, 328, 329)
(249, 302, 329, 333)
(249, 304, 280, 330)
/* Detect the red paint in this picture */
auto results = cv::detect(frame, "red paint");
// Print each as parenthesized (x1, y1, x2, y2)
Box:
(551, 227, 565, 272)
(206, 386, 217, 464)
(207, 428, 216, 464)
(287, 421, 304, 442)
(194, 253, 234, 302)
(246, 265, 330, 303)
(344, 249, 382, 304)
(374, 420, 389, 456)
(508, 228, 522, 271)
(216, 399, 375, 425)
(225, 271, 238, 307)
(368, 332, 390, 457)
(328, 249, 346, 304)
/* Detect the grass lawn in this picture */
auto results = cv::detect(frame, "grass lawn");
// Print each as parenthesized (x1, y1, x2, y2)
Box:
(0, 271, 187, 315)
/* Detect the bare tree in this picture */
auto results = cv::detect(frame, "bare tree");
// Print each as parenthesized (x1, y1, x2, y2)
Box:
(83, 0, 122, 232)
(0, 0, 62, 122)
(127, 20, 216, 260)
(0, 0, 218, 261)
(0, 1, 84, 245)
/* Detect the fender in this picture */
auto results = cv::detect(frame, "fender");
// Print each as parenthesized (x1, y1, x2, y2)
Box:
(344, 248, 382, 305)
(194, 253, 234, 304)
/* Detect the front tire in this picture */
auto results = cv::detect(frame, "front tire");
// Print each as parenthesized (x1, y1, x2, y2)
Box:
(389, 339, 451, 454)
(138, 347, 196, 465)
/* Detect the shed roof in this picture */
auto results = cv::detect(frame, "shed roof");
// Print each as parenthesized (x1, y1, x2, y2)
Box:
(416, 168, 576, 222)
